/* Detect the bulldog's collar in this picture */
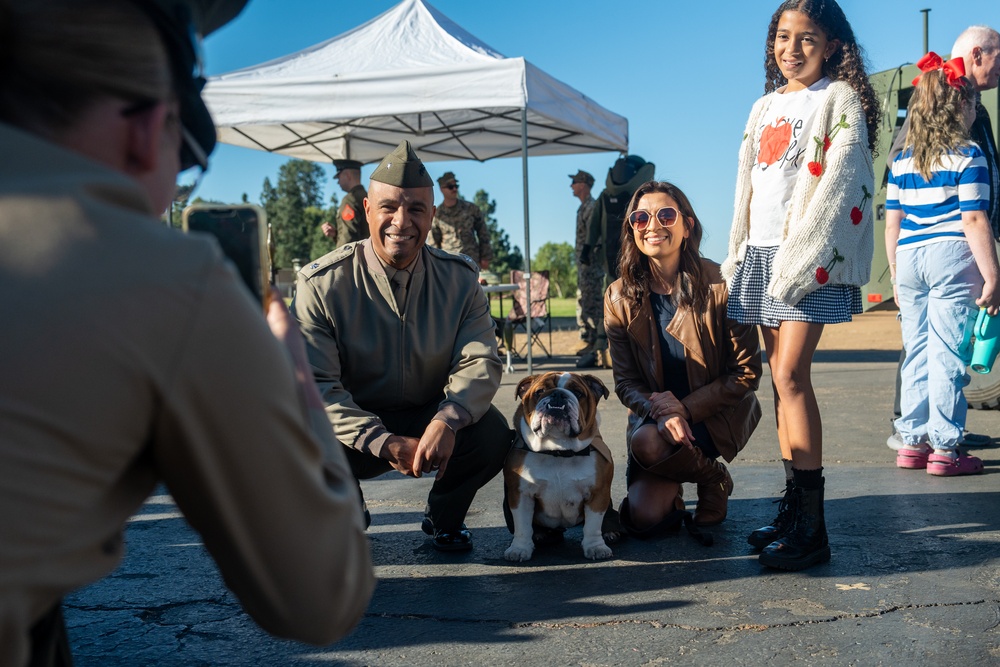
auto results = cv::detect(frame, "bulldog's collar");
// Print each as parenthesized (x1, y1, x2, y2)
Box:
(513, 438, 594, 457)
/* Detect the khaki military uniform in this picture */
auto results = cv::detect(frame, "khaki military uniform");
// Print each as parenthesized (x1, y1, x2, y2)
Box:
(430, 200, 493, 265)
(0, 124, 374, 666)
(575, 195, 603, 344)
(336, 183, 369, 247)
(293, 239, 510, 530)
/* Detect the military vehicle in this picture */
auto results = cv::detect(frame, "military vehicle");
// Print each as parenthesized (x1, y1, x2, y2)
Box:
(864, 61, 1000, 408)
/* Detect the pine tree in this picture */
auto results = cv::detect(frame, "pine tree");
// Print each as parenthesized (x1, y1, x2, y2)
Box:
(260, 160, 329, 268)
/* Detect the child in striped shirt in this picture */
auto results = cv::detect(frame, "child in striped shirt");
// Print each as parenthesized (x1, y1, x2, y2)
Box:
(886, 52, 1000, 476)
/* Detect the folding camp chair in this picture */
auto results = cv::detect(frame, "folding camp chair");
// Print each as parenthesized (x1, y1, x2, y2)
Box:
(503, 270, 552, 358)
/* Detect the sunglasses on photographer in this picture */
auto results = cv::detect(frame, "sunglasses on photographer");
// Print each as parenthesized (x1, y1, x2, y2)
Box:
(627, 207, 680, 231)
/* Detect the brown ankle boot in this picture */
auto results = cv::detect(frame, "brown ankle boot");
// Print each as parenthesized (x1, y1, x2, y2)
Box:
(694, 462, 733, 526)
(640, 446, 733, 526)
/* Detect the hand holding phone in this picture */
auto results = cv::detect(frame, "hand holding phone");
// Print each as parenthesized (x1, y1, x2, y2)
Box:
(183, 204, 271, 309)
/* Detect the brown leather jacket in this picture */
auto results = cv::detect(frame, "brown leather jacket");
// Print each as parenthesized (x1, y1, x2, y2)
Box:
(604, 259, 762, 462)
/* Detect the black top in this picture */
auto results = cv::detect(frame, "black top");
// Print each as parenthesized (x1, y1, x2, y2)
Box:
(649, 292, 718, 459)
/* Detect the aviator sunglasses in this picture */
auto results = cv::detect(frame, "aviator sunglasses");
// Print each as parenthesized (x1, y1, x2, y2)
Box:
(627, 207, 680, 231)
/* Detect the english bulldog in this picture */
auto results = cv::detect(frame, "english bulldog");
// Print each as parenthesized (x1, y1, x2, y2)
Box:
(503, 372, 614, 561)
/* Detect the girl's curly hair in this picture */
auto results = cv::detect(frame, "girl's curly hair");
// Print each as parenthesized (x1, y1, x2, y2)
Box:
(764, 0, 881, 155)
(906, 71, 977, 180)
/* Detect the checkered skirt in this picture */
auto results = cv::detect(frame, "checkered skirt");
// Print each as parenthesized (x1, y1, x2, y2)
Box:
(727, 245, 862, 327)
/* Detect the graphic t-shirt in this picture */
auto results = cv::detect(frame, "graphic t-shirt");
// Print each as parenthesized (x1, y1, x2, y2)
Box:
(749, 77, 832, 246)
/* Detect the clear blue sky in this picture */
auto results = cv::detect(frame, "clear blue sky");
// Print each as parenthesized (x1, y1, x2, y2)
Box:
(195, 0, 999, 264)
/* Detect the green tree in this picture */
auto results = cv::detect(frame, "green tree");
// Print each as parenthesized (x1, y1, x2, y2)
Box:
(308, 200, 341, 260)
(473, 188, 522, 279)
(532, 242, 576, 298)
(261, 159, 328, 269)
(166, 182, 196, 228)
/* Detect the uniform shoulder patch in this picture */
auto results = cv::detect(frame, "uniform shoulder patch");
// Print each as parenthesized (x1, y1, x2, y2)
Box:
(341, 205, 355, 222)
(426, 245, 479, 273)
(299, 243, 356, 279)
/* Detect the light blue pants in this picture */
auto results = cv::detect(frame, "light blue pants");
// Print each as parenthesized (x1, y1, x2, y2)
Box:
(894, 240, 980, 451)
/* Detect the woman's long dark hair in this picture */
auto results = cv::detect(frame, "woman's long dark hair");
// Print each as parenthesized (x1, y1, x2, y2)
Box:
(764, 0, 881, 154)
(617, 181, 707, 313)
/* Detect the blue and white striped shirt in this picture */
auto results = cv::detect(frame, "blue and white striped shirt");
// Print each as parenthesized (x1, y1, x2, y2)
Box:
(887, 143, 990, 250)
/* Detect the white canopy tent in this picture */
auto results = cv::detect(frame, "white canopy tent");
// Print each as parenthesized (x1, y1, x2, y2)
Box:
(204, 0, 629, 370)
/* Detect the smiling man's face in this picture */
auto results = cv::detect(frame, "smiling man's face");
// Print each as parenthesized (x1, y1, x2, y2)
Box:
(363, 180, 436, 269)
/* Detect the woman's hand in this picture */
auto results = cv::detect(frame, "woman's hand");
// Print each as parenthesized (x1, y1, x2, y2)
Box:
(657, 415, 695, 448)
(649, 391, 690, 420)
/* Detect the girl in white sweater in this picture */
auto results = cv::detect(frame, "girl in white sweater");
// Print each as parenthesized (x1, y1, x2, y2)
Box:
(721, 0, 879, 571)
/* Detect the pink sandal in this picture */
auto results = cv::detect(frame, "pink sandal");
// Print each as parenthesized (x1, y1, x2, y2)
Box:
(896, 446, 930, 469)
(926, 452, 984, 476)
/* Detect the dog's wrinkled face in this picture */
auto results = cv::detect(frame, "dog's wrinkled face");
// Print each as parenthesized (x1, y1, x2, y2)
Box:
(516, 372, 609, 450)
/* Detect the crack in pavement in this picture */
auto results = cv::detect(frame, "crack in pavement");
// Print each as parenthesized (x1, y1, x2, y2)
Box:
(364, 598, 1000, 633)
(64, 597, 240, 616)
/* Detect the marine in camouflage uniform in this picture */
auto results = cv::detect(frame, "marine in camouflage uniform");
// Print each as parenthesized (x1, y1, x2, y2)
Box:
(431, 171, 493, 268)
(332, 159, 369, 247)
(570, 170, 602, 355)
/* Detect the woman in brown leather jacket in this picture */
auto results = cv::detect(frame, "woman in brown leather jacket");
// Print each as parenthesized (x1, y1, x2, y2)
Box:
(605, 181, 762, 536)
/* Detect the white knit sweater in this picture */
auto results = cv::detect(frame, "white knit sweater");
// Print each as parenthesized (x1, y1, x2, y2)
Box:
(721, 80, 875, 306)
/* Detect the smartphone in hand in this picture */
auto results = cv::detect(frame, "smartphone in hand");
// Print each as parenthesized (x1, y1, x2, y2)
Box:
(182, 204, 271, 308)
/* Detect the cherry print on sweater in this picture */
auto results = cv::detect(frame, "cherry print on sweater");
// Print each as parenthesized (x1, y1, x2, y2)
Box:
(807, 114, 850, 177)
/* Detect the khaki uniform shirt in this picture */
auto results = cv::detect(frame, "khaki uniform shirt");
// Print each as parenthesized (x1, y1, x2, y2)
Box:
(430, 200, 493, 265)
(336, 184, 369, 247)
(293, 240, 502, 456)
(0, 124, 374, 666)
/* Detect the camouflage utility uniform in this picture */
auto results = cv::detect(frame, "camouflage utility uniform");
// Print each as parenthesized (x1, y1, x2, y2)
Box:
(576, 195, 602, 345)
(431, 200, 493, 266)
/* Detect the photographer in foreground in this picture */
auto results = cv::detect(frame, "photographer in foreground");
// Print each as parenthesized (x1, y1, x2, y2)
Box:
(0, 1, 373, 664)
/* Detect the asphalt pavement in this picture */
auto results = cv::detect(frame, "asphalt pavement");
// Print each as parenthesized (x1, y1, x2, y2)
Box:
(64, 352, 1000, 666)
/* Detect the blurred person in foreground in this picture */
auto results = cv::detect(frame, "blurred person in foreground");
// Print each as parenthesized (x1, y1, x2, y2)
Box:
(293, 141, 511, 553)
(0, 1, 374, 665)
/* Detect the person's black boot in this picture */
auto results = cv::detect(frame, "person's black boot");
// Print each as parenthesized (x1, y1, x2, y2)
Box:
(747, 479, 795, 549)
(758, 480, 830, 571)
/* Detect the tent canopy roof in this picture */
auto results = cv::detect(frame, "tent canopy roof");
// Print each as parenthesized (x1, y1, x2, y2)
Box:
(204, 0, 628, 164)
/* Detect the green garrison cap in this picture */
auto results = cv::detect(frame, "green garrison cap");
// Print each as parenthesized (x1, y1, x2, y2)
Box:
(333, 159, 363, 175)
(370, 141, 433, 188)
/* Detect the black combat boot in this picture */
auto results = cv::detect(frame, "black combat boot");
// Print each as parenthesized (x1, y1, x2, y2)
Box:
(758, 479, 830, 571)
(747, 479, 795, 549)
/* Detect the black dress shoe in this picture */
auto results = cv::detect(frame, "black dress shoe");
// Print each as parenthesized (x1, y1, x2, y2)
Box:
(421, 518, 473, 552)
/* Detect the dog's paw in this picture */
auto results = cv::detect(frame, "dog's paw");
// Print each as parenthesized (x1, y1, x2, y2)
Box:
(582, 540, 612, 560)
(504, 540, 534, 562)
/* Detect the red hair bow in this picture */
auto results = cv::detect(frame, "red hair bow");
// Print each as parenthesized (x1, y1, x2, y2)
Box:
(911, 51, 967, 89)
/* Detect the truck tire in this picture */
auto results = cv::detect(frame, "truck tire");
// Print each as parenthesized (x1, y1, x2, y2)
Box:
(966, 369, 1000, 410)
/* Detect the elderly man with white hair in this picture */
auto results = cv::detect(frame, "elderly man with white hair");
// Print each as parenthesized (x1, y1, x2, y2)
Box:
(886, 25, 1000, 452)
